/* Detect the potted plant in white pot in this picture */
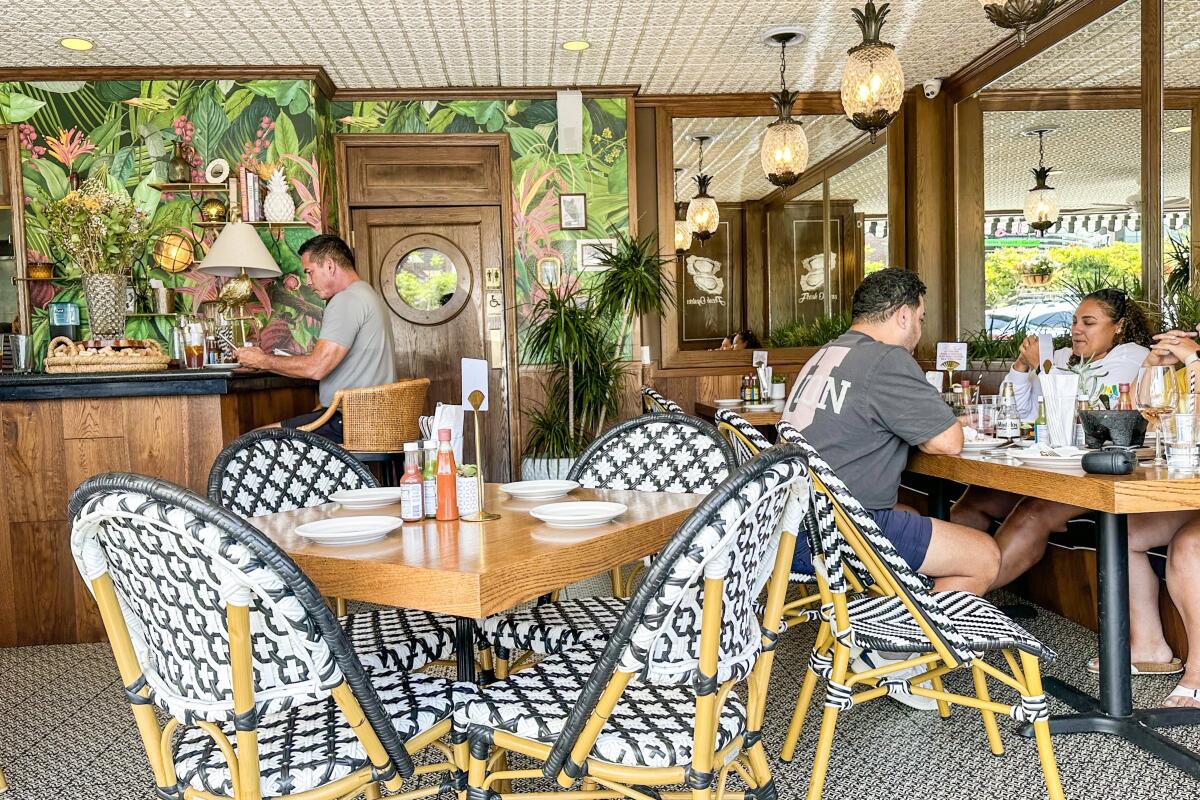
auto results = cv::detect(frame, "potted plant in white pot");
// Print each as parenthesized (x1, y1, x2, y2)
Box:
(45, 172, 150, 338)
(520, 231, 672, 479)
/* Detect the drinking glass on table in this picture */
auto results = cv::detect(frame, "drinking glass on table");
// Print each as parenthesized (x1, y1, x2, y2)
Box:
(1135, 366, 1179, 465)
(1162, 413, 1199, 470)
(967, 403, 997, 437)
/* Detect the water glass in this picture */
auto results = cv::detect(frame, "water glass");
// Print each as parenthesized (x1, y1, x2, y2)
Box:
(1162, 414, 1199, 471)
(968, 404, 997, 436)
(1, 334, 32, 373)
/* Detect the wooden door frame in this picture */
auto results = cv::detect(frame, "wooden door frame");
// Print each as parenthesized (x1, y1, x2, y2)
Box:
(335, 133, 521, 478)
(1, 125, 30, 334)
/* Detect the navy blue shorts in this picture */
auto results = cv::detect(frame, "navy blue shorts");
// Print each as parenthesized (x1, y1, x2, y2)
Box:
(792, 508, 933, 576)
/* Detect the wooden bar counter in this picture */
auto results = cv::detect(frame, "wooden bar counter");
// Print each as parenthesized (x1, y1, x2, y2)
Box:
(0, 369, 317, 646)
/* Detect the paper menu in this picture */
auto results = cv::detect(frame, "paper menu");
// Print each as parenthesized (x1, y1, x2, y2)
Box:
(461, 358, 489, 410)
(935, 342, 968, 373)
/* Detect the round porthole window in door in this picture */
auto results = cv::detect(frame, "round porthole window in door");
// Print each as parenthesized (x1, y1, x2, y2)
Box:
(380, 234, 472, 324)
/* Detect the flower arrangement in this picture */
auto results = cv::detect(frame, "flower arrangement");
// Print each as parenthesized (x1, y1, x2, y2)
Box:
(45, 173, 150, 275)
(1022, 255, 1055, 277)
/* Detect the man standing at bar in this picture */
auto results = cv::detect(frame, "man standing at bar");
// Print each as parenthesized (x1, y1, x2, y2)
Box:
(235, 234, 396, 442)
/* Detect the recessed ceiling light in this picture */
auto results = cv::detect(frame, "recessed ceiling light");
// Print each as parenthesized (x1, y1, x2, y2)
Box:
(60, 37, 94, 51)
(562, 40, 590, 52)
(1170, 125, 1191, 134)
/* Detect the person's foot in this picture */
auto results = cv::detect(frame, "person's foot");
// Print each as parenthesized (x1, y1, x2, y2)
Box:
(852, 650, 939, 712)
(1086, 640, 1179, 675)
(1164, 680, 1200, 708)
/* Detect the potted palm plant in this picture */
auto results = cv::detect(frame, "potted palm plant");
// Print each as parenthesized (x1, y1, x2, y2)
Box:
(521, 231, 672, 479)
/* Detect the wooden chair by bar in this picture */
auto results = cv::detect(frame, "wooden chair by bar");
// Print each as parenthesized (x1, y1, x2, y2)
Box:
(457, 445, 810, 800)
(640, 385, 685, 414)
(298, 378, 430, 483)
(68, 473, 460, 800)
(209, 428, 456, 673)
(478, 414, 736, 677)
(774, 423, 1064, 800)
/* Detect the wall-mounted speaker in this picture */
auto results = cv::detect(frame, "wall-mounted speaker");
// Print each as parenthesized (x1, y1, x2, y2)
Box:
(556, 90, 583, 155)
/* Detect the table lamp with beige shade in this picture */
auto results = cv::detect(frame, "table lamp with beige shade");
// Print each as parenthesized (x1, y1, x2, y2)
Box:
(195, 221, 282, 346)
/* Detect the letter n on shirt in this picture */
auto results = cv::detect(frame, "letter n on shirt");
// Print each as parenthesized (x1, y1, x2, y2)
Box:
(783, 346, 853, 431)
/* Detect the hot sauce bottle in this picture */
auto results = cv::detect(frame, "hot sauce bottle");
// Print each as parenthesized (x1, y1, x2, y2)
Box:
(435, 428, 458, 521)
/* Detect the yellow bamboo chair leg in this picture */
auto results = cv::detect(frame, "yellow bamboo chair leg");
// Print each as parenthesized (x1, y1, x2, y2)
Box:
(495, 655, 510, 679)
(0, 766, 8, 792)
(806, 640, 850, 800)
(468, 741, 489, 800)
(1020, 651, 1065, 800)
(335, 597, 348, 616)
(228, 603, 264, 800)
(364, 782, 382, 799)
(928, 674, 952, 719)
(610, 567, 626, 598)
(781, 624, 832, 761)
(971, 661, 1005, 756)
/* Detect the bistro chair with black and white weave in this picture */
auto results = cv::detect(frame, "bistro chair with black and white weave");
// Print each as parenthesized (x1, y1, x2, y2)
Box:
(68, 473, 460, 800)
(480, 414, 736, 677)
(640, 385, 685, 414)
(209, 428, 457, 675)
(773, 424, 1064, 800)
(457, 444, 809, 800)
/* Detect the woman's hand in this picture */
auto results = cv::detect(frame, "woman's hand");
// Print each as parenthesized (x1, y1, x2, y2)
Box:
(1147, 330, 1200, 366)
(1013, 334, 1040, 373)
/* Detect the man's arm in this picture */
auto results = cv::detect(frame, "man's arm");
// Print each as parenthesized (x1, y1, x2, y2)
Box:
(236, 338, 348, 381)
(917, 420, 964, 455)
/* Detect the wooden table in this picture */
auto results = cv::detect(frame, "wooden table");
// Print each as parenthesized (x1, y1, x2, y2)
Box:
(694, 400, 785, 426)
(252, 484, 703, 682)
(907, 452, 1200, 778)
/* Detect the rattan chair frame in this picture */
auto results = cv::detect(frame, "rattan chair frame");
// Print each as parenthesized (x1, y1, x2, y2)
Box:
(69, 473, 458, 800)
(298, 378, 430, 452)
(777, 468, 1064, 800)
(208, 427, 379, 504)
(640, 386, 685, 415)
(463, 445, 809, 800)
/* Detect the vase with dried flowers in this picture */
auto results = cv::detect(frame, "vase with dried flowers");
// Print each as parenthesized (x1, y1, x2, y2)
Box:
(45, 172, 151, 338)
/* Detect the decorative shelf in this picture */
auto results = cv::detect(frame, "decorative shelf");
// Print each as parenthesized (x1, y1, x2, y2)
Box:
(194, 220, 309, 229)
(12, 275, 81, 283)
(126, 312, 178, 318)
(149, 183, 230, 193)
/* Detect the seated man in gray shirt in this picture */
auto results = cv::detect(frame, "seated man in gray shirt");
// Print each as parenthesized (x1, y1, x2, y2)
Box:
(236, 234, 396, 442)
(781, 269, 1000, 708)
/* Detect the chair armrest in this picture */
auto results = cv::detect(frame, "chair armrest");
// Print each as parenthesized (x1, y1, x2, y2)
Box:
(296, 393, 343, 432)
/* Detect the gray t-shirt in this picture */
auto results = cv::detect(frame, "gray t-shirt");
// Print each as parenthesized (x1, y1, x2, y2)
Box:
(781, 330, 957, 510)
(317, 280, 396, 407)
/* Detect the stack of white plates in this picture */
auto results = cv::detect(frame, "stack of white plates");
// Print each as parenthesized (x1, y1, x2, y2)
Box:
(529, 501, 627, 529)
(499, 480, 579, 501)
(713, 398, 742, 408)
(1010, 453, 1085, 470)
(295, 516, 403, 545)
(328, 488, 405, 509)
(744, 402, 777, 412)
(961, 437, 1007, 451)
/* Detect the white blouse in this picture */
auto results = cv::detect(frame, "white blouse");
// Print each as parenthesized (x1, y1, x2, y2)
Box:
(1003, 342, 1150, 421)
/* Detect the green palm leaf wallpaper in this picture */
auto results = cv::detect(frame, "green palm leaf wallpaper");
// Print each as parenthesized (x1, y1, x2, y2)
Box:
(1, 81, 630, 367)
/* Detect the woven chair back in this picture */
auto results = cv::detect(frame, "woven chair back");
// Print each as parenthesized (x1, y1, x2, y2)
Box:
(208, 428, 377, 518)
(640, 386, 684, 414)
(543, 446, 810, 776)
(567, 414, 735, 494)
(340, 378, 430, 452)
(66, 472, 417, 775)
(714, 408, 771, 465)
(775, 422, 975, 665)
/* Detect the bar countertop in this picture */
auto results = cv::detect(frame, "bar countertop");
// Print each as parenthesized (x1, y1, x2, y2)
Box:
(0, 368, 315, 401)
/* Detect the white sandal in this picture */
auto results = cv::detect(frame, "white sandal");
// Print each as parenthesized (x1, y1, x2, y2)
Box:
(1165, 684, 1200, 707)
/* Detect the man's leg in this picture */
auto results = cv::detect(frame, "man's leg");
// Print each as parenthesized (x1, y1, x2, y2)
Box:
(990, 497, 1084, 591)
(951, 487, 1021, 532)
(919, 520, 1001, 594)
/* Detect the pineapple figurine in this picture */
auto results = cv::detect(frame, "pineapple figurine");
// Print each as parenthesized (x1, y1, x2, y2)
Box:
(263, 167, 295, 223)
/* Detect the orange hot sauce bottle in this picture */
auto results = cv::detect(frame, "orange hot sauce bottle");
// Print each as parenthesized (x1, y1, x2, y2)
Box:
(435, 428, 458, 521)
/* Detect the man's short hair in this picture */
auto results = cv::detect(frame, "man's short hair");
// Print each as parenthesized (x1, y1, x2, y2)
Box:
(851, 268, 927, 323)
(298, 234, 356, 270)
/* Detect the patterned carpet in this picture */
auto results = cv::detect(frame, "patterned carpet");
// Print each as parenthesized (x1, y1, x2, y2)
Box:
(1, 590, 1198, 800)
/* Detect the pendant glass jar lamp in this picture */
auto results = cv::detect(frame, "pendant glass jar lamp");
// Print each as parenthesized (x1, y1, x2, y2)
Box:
(979, 0, 1057, 46)
(1023, 127, 1059, 235)
(760, 28, 809, 188)
(685, 135, 719, 241)
(672, 167, 693, 254)
(840, 1, 904, 144)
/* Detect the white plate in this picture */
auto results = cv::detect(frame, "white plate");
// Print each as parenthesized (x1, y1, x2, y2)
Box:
(529, 501, 627, 529)
(961, 438, 1007, 451)
(295, 515, 402, 545)
(1011, 454, 1085, 470)
(744, 402, 777, 412)
(499, 480, 579, 501)
(713, 398, 742, 408)
(202, 363, 236, 369)
(328, 488, 405, 509)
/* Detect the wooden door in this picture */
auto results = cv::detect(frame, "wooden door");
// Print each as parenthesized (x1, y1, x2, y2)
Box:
(351, 206, 513, 481)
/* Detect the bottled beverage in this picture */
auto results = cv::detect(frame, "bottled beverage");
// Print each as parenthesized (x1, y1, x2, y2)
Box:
(435, 428, 458, 521)
(399, 442, 424, 522)
(49, 301, 80, 341)
(1073, 395, 1090, 448)
(750, 374, 761, 402)
(170, 315, 186, 363)
(1034, 398, 1048, 444)
(184, 323, 205, 369)
(1117, 383, 1134, 411)
(422, 440, 438, 518)
(996, 382, 1021, 441)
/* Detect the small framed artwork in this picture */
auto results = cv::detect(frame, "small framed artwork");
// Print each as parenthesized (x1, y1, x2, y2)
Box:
(576, 238, 616, 272)
(559, 193, 587, 230)
(536, 254, 563, 288)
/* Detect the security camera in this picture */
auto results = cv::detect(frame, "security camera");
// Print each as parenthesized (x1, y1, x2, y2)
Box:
(923, 78, 943, 99)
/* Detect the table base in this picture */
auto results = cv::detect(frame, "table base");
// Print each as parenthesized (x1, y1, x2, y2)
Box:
(1022, 677, 1200, 779)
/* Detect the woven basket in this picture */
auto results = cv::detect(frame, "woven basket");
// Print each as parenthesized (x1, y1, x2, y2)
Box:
(342, 379, 430, 452)
(45, 336, 171, 374)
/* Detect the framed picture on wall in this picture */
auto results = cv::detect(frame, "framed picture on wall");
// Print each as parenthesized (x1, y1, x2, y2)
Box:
(559, 193, 587, 230)
(576, 238, 616, 272)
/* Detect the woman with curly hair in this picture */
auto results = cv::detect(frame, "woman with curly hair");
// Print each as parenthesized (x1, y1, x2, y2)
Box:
(952, 288, 1153, 588)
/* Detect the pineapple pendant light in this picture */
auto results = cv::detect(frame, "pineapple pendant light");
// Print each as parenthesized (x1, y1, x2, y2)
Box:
(672, 167, 693, 254)
(840, 1, 905, 144)
(760, 27, 809, 188)
(1023, 127, 1060, 235)
(979, 0, 1058, 46)
(686, 135, 719, 241)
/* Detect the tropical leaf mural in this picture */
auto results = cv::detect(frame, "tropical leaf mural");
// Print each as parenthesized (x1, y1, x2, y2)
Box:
(1, 79, 325, 366)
